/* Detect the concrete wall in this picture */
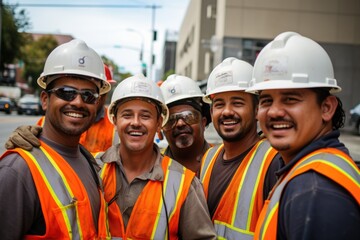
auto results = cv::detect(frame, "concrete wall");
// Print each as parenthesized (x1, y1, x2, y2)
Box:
(176, 0, 360, 121)
(176, 0, 216, 81)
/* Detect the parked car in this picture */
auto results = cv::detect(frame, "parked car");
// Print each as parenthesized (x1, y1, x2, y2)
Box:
(0, 97, 13, 114)
(17, 94, 44, 115)
(350, 103, 360, 135)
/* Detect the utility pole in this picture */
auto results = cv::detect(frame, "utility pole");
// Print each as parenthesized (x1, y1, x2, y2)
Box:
(149, 4, 156, 81)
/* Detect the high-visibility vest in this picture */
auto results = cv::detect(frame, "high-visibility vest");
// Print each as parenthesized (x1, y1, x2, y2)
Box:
(1, 141, 110, 239)
(200, 139, 278, 240)
(255, 148, 360, 240)
(100, 156, 195, 239)
(37, 107, 119, 157)
(36, 115, 45, 126)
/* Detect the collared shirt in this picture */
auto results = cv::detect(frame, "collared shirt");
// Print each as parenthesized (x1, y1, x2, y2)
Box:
(101, 144, 217, 239)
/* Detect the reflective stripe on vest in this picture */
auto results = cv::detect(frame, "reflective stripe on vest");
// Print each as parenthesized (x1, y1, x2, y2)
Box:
(256, 148, 360, 240)
(4, 142, 109, 239)
(101, 156, 194, 239)
(200, 144, 223, 189)
(201, 140, 277, 240)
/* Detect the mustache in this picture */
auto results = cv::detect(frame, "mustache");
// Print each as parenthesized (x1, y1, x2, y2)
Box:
(218, 115, 241, 123)
(61, 106, 90, 116)
(172, 126, 193, 137)
(126, 125, 146, 132)
(266, 117, 294, 125)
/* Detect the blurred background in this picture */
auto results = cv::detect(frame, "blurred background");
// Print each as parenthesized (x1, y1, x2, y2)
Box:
(1, 0, 360, 153)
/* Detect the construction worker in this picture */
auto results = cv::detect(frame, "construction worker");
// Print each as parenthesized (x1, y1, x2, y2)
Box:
(246, 32, 360, 239)
(99, 73, 216, 239)
(78, 64, 118, 158)
(200, 57, 282, 239)
(159, 74, 212, 175)
(0, 39, 111, 239)
(36, 64, 118, 158)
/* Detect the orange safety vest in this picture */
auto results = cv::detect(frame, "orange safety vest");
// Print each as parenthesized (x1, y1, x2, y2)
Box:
(36, 115, 45, 126)
(1, 141, 110, 239)
(255, 148, 360, 240)
(37, 107, 118, 157)
(100, 156, 195, 239)
(200, 139, 278, 240)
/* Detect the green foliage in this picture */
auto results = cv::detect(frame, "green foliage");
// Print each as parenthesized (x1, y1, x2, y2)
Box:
(1, 4, 30, 69)
(162, 69, 175, 81)
(21, 35, 58, 91)
(101, 54, 132, 83)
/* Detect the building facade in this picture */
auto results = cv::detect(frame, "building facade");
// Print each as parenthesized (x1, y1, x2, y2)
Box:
(176, 0, 360, 120)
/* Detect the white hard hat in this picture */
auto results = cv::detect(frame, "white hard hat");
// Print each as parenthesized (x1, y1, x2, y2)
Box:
(108, 73, 169, 126)
(160, 74, 204, 105)
(203, 57, 254, 103)
(37, 39, 111, 95)
(247, 31, 341, 94)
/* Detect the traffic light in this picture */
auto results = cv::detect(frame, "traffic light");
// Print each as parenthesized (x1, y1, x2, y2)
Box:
(142, 62, 147, 76)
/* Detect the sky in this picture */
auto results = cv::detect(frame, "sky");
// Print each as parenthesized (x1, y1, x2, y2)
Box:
(6, 0, 190, 79)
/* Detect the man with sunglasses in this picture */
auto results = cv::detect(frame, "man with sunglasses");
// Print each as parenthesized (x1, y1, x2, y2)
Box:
(35, 64, 118, 160)
(199, 57, 282, 239)
(159, 74, 212, 176)
(0, 39, 111, 239)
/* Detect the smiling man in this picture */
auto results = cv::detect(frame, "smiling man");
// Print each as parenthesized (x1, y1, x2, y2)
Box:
(0, 39, 111, 239)
(159, 74, 212, 176)
(199, 57, 282, 239)
(99, 74, 216, 239)
(247, 31, 360, 240)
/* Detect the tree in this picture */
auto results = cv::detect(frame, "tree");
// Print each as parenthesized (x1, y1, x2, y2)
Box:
(1, 3, 30, 70)
(21, 35, 58, 91)
(162, 69, 175, 81)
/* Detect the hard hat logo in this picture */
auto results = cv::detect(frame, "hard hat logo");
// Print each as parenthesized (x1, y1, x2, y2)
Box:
(131, 81, 152, 95)
(170, 86, 176, 94)
(263, 57, 288, 76)
(166, 84, 183, 96)
(78, 56, 86, 65)
(214, 71, 233, 87)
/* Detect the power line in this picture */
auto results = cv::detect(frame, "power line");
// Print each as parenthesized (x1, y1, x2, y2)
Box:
(4, 2, 162, 80)
(6, 3, 161, 9)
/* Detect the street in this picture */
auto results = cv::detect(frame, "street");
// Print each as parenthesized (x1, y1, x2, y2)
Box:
(1, 112, 360, 162)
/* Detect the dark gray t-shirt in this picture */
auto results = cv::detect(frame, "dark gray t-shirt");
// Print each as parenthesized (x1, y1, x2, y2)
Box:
(0, 136, 100, 239)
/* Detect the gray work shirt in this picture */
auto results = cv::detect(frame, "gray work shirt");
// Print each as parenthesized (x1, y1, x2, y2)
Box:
(0, 136, 101, 239)
(101, 144, 217, 240)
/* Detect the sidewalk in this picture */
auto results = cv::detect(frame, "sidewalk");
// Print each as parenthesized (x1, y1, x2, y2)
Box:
(339, 126, 360, 162)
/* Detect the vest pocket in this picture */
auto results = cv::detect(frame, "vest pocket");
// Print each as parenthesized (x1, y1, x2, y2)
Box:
(128, 209, 168, 238)
(52, 198, 96, 238)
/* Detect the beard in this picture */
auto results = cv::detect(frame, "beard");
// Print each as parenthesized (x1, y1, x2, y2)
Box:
(175, 134, 194, 148)
(52, 106, 94, 137)
(172, 126, 194, 148)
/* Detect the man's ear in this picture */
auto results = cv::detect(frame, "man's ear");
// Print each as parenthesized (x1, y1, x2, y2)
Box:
(321, 95, 337, 122)
(201, 116, 207, 128)
(157, 130, 164, 140)
(158, 117, 164, 132)
(40, 91, 48, 111)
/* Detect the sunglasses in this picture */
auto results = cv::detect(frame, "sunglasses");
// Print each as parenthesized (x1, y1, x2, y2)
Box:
(47, 86, 99, 104)
(163, 110, 201, 131)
